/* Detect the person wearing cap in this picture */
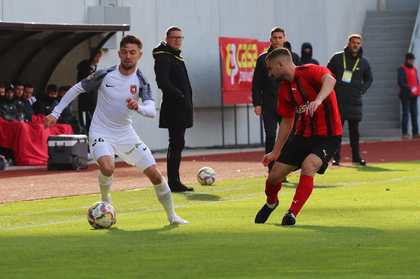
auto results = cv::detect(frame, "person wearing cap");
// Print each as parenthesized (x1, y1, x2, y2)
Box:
(398, 53, 420, 139)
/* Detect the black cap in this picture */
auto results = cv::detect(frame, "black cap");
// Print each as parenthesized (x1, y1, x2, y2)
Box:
(406, 53, 415, 60)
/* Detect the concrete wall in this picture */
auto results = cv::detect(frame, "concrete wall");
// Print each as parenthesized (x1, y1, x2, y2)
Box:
(0, 0, 378, 150)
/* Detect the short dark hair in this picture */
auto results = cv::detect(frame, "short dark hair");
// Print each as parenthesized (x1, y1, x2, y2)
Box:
(266, 47, 292, 62)
(58, 86, 68, 93)
(24, 83, 33, 89)
(46, 84, 58, 92)
(348, 34, 362, 43)
(166, 26, 182, 38)
(120, 35, 143, 51)
(0, 83, 5, 89)
(406, 53, 415, 60)
(271, 27, 285, 37)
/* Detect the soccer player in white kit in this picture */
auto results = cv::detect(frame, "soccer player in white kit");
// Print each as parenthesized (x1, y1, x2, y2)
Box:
(43, 35, 188, 225)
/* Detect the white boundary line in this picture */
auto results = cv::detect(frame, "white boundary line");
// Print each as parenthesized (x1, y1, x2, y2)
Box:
(2, 175, 420, 231)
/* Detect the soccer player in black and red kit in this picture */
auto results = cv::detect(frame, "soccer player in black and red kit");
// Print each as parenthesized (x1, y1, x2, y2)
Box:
(255, 47, 342, 225)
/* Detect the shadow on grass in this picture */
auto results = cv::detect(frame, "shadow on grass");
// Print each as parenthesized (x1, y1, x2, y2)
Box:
(106, 225, 178, 234)
(352, 165, 402, 172)
(182, 193, 221, 201)
(267, 223, 384, 234)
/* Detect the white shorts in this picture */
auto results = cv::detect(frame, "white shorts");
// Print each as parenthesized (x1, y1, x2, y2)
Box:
(89, 130, 156, 172)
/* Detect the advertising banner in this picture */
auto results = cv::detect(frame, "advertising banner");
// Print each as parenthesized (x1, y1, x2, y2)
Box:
(219, 37, 270, 104)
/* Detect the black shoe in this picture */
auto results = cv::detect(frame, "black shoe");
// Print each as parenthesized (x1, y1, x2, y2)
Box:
(332, 160, 340, 166)
(170, 182, 195, 192)
(282, 177, 289, 183)
(255, 200, 279, 224)
(352, 158, 366, 166)
(282, 211, 296, 226)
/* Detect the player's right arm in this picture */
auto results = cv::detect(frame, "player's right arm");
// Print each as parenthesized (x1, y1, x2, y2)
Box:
(262, 117, 294, 166)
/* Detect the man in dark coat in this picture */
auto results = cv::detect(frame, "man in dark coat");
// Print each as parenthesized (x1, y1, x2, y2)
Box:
(77, 49, 102, 134)
(252, 27, 301, 181)
(327, 34, 373, 166)
(153, 26, 194, 192)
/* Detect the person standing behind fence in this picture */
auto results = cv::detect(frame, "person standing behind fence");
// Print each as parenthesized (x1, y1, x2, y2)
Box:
(327, 34, 373, 166)
(398, 53, 420, 139)
(153, 26, 194, 192)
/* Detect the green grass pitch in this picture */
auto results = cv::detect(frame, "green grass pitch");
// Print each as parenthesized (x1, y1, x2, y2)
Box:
(1, 161, 420, 278)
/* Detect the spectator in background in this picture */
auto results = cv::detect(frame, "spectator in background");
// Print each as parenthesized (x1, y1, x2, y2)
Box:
(16, 83, 35, 122)
(77, 49, 103, 134)
(153, 26, 194, 192)
(0, 84, 5, 103)
(33, 84, 59, 116)
(13, 81, 24, 100)
(300, 42, 319, 65)
(398, 53, 420, 139)
(0, 83, 19, 121)
(252, 27, 301, 181)
(327, 34, 373, 166)
(57, 85, 80, 134)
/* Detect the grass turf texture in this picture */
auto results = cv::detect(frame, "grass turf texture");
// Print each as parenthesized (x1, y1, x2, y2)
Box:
(1, 161, 420, 278)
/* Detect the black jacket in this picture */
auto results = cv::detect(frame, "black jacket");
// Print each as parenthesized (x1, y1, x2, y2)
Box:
(327, 46, 373, 121)
(153, 41, 193, 128)
(17, 100, 34, 122)
(77, 59, 98, 117)
(252, 44, 302, 113)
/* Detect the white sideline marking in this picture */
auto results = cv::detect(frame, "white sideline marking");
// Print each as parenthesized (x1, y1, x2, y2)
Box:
(1, 176, 420, 231)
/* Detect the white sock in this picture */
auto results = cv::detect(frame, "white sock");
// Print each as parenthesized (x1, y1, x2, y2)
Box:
(98, 170, 113, 202)
(154, 178, 176, 219)
(266, 202, 277, 209)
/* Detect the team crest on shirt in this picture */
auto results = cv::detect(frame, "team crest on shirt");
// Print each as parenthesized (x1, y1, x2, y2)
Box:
(130, 85, 137, 94)
(88, 73, 94, 80)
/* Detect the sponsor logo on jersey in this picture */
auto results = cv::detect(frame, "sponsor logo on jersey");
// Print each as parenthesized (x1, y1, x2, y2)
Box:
(130, 85, 137, 94)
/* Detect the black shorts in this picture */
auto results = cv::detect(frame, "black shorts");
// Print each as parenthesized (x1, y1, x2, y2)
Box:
(276, 135, 342, 174)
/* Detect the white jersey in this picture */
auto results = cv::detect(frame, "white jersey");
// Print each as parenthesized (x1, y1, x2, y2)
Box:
(52, 65, 154, 137)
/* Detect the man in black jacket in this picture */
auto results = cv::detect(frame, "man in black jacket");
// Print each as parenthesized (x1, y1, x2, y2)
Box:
(77, 49, 102, 134)
(327, 34, 373, 166)
(252, 27, 301, 180)
(153, 26, 194, 192)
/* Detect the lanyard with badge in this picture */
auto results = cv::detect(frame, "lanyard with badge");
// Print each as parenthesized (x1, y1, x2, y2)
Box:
(342, 53, 360, 83)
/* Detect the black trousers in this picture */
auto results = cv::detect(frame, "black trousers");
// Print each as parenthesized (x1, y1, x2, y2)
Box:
(167, 127, 186, 185)
(334, 119, 361, 162)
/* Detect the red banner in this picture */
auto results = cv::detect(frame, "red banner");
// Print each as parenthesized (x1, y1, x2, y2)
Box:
(219, 37, 271, 104)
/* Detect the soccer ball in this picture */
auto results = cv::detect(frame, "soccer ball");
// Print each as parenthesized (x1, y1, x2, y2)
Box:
(87, 201, 116, 229)
(197, 166, 216, 185)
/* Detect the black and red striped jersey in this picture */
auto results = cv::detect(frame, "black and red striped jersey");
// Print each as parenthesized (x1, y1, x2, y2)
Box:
(277, 64, 342, 137)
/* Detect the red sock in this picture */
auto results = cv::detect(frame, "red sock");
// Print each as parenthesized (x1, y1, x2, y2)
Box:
(289, 175, 314, 216)
(265, 179, 282, 205)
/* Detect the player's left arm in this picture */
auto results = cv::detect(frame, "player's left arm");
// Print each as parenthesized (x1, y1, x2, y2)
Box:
(307, 73, 336, 117)
(126, 98, 156, 118)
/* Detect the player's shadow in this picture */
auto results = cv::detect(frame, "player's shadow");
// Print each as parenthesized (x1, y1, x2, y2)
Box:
(354, 165, 402, 172)
(267, 223, 384, 235)
(105, 224, 178, 234)
(182, 193, 221, 201)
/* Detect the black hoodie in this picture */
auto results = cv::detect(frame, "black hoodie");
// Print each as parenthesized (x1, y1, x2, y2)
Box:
(300, 42, 319, 65)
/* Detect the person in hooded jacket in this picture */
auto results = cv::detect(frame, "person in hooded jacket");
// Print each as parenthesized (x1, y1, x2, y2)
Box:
(33, 84, 59, 116)
(153, 26, 194, 192)
(252, 27, 301, 180)
(327, 34, 373, 166)
(301, 42, 319, 65)
(398, 53, 420, 139)
(77, 49, 102, 134)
